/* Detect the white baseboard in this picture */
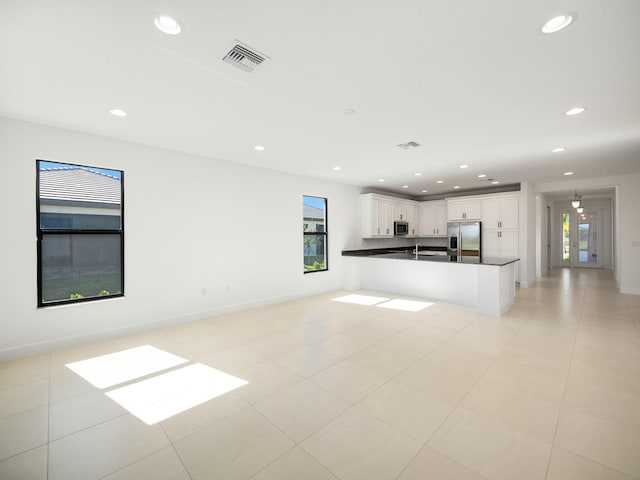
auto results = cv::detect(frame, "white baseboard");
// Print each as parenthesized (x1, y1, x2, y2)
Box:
(0, 290, 319, 362)
(620, 286, 640, 295)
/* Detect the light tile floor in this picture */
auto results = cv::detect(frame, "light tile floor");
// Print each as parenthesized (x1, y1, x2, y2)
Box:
(1, 268, 640, 479)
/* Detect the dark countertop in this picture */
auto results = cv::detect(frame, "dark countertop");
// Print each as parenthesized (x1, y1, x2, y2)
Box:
(341, 247, 519, 267)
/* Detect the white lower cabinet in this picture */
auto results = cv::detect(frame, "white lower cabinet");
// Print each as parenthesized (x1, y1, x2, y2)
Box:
(483, 229, 518, 257)
(483, 229, 519, 281)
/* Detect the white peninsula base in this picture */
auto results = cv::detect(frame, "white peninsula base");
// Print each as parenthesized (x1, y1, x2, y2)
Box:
(342, 256, 517, 316)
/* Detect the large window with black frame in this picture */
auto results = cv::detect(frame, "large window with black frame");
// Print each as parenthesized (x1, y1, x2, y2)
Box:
(36, 160, 124, 306)
(303, 195, 327, 273)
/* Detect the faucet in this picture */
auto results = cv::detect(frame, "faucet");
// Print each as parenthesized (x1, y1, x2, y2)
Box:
(414, 243, 420, 259)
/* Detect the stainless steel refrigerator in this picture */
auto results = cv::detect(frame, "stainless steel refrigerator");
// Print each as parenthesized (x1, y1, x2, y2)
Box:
(447, 221, 481, 257)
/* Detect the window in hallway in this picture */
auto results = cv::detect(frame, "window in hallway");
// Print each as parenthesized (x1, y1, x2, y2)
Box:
(562, 211, 570, 263)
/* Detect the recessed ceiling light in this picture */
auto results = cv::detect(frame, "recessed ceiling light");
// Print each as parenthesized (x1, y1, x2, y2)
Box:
(402, 185, 409, 189)
(491, 181, 500, 185)
(333, 166, 341, 171)
(109, 109, 127, 117)
(436, 180, 444, 184)
(565, 107, 586, 116)
(254, 145, 265, 151)
(414, 172, 422, 176)
(453, 186, 460, 189)
(153, 14, 182, 35)
(552, 147, 565, 153)
(563, 171, 574, 176)
(477, 174, 487, 178)
(378, 179, 385, 182)
(541, 12, 576, 34)
(421, 190, 428, 193)
(459, 164, 469, 169)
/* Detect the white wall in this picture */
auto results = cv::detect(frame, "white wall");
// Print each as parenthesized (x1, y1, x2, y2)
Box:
(536, 193, 552, 277)
(534, 174, 640, 294)
(0, 117, 362, 360)
(518, 182, 536, 288)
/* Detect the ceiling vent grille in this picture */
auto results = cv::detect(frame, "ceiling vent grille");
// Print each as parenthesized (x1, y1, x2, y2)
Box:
(223, 43, 266, 72)
(397, 141, 421, 150)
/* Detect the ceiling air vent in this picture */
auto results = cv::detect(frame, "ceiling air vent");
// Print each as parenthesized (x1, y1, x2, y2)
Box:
(222, 43, 267, 72)
(397, 141, 421, 150)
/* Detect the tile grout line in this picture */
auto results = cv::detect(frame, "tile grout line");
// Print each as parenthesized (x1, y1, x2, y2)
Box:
(246, 304, 456, 480)
(159, 422, 195, 480)
(5, 270, 634, 479)
(397, 305, 533, 480)
(543, 268, 587, 480)
(398, 270, 590, 478)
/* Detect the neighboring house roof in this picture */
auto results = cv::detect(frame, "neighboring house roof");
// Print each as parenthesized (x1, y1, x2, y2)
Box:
(39, 168, 121, 205)
(303, 204, 324, 221)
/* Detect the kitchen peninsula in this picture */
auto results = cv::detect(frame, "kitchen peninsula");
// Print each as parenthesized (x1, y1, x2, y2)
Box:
(342, 247, 519, 316)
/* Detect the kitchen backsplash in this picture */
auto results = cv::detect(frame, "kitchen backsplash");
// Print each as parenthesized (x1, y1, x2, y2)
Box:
(357, 236, 447, 250)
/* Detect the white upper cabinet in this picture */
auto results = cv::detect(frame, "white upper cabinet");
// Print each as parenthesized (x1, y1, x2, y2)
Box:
(378, 200, 394, 236)
(393, 202, 408, 221)
(481, 195, 518, 229)
(406, 202, 419, 237)
(419, 201, 447, 236)
(361, 194, 419, 238)
(361, 194, 394, 238)
(447, 198, 481, 221)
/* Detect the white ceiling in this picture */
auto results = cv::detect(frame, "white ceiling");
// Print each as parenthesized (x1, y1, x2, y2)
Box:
(1, 0, 639, 198)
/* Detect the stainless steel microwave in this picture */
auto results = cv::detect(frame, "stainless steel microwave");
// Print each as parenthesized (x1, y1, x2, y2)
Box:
(394, 221, 409, 236)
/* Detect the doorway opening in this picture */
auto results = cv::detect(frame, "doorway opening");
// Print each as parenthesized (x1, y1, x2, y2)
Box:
(560, 208, 603, 268)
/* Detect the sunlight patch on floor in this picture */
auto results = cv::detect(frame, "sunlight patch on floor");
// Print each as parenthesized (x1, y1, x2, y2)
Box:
(331, 294, 433, 312)
(331, 294, 390, 305)
(376, 299, 434, 312)
(106, 363, 248, 425)
(66, 345, 249, 424)
(65, 345, 188, 389)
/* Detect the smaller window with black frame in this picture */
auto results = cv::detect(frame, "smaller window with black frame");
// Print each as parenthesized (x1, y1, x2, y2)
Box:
(36, 160, 124, 306)
(303, 195, 327, 273)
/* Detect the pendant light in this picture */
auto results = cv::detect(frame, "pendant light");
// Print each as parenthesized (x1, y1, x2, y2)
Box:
(571, 190, 581, 208)
(576, 206, 584, 213)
